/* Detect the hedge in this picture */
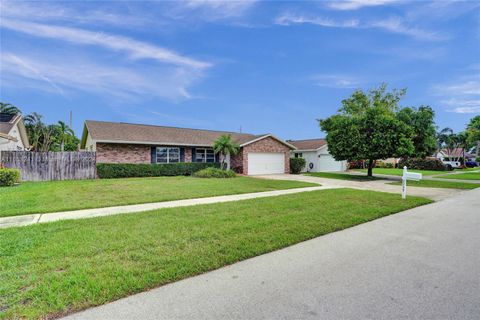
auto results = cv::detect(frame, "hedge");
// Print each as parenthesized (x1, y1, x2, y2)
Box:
(290, 158, 306, 174)
(397, 158, 446, 171)
(97, 162, 221, 179)
(0, 168, 21, 187)
(193, 167, 236, 178)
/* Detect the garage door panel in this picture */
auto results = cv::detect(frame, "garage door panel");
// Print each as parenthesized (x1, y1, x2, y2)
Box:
(318, 154, 344, 172)
(248, 153, 285, 175)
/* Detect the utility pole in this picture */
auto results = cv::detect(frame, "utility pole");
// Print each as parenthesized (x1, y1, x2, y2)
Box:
(69, 110, 72, 128)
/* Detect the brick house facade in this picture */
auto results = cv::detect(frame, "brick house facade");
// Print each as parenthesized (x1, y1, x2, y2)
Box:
(82, 120, 295, 175)
(230, 137, 291, 174)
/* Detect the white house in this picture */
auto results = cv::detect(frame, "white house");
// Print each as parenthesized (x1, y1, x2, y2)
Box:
(288, 138, 347, 172)
(0, 113, 30, 152)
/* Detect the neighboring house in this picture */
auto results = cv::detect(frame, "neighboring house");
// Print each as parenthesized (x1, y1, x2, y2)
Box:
(80, 120, 296, 175)
(287, 138, 347, 172)
(436, 148, 475, 168)
(0, 113, 30, 152)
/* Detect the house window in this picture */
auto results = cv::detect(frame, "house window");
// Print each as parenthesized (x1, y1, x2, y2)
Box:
(195, 148, 215, 163)
(294, 153, 303, 158)
(156, 147, 180, 163)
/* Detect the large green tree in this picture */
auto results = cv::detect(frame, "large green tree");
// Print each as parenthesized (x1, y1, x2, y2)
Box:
(397, 105, 437, 158)
(319, 84, 414, 176)
(466, 115, 480, 157)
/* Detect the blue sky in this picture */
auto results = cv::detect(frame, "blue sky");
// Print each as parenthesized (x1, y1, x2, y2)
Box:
(1, 0, 479, 139)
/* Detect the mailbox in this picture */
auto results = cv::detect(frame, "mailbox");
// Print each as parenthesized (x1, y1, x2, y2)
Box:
(401, 167, 423, 199)
(403, 172, 422, 181)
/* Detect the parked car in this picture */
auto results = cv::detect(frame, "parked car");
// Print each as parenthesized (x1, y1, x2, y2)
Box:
(442, 160, 462, 170)
(465, 161, 478, 168)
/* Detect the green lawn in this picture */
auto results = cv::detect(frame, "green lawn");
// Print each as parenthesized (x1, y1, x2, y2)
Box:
(433, 171, 480, 181)
(0, 177, 315, 218)
(0, 189, 431, 319)
(388, 180, 479, 189)
(356, 168, 447, 176)
(305, 172, 384, 181)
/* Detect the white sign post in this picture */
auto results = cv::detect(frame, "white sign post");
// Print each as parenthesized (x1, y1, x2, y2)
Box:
(402, 166, 422, 199)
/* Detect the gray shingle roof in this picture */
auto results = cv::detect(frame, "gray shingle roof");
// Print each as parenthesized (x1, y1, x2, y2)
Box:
(84, 120, 263, 147)
(287, 138, 327, 150)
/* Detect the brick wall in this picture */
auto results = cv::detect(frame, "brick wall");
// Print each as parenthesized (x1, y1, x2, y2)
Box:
(231, 137, 291, 174)
(96, 143, 151, 164)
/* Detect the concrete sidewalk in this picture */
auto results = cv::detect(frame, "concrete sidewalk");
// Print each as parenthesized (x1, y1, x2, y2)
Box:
(0, 185, 332, 229)
(64, 188, 480, 320)
(258, 174, 467, 201)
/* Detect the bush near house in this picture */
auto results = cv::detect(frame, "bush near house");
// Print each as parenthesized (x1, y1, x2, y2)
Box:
(97, 163, 220, 179)
(193, 167, 236, 178)
(290, 158, 306, 174)
(476, 156, 480, 163)
(0, 168, 21, 186)
(397, 158, 446, 171)
(375, 161, 394, 168)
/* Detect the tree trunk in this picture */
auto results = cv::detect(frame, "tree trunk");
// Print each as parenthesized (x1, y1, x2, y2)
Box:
(367, 159, 374, 177)
(61, 141, 65, 152)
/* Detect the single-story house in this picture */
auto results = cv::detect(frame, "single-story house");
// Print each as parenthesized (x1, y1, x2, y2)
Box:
(0, 113, 30, 152)
(436, 148, 475, 162)
(287, 138, 347, 172)
(80, 120, 296, 175)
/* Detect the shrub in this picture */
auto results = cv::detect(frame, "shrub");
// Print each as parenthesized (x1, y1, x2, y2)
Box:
(397, 158, 446, 171)
(193, 167, 236, 178)
(290, 158, 306, 174)
(348, 160, 366, 169)
(375, 161, 394, 168)
(476, 156, 480, 163)
(97, 162, 220, 179)
(0, 168, 21, 187)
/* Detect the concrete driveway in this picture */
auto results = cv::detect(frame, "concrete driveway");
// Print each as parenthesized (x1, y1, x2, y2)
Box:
(257, 173, 466, 201)
(64, 188, 480, 320)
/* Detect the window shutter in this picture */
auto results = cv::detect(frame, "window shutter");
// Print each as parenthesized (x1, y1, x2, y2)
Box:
(180, 148, 185, 162)
(151, 147, 156, 164)
(192, 148, 196, 162)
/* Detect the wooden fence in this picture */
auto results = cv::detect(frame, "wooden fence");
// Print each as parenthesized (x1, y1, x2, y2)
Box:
(0, 151, 96, 181)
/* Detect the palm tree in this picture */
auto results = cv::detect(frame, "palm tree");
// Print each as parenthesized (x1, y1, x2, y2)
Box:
(0, 102, 21, 115)
(24, 112, 45, 151)
(56, 121, 75, 151)
(213, 134, 240, 170)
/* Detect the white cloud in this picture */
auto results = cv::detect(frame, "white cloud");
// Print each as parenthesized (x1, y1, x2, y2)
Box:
(0, 1, 145, 27)
(275, 13, 359, 28)
(447, 106, 480, 114)
(436, 81, 480, 96)
(311, 74, 363, 89)
(433, 76, 480, 114)
(180, 0, 257, 19)
(370, 17, 445, 41)
(274, 13, 443, 41)
(325, 0, 399, 10)
(1, 52, 204, 101)
(1, 19, 211, 69)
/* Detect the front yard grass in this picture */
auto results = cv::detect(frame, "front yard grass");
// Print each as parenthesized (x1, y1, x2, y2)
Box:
(433, 171, 480, 181)
(0, 176, 315, 218)
(0, 188, 431, 319)
(388, 180, 479, 189)
(305, 172, 384, 181)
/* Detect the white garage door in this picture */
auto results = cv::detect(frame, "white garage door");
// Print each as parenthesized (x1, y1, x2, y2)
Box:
(318, 154, 344, 172)
(248, 153, 285, 175)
